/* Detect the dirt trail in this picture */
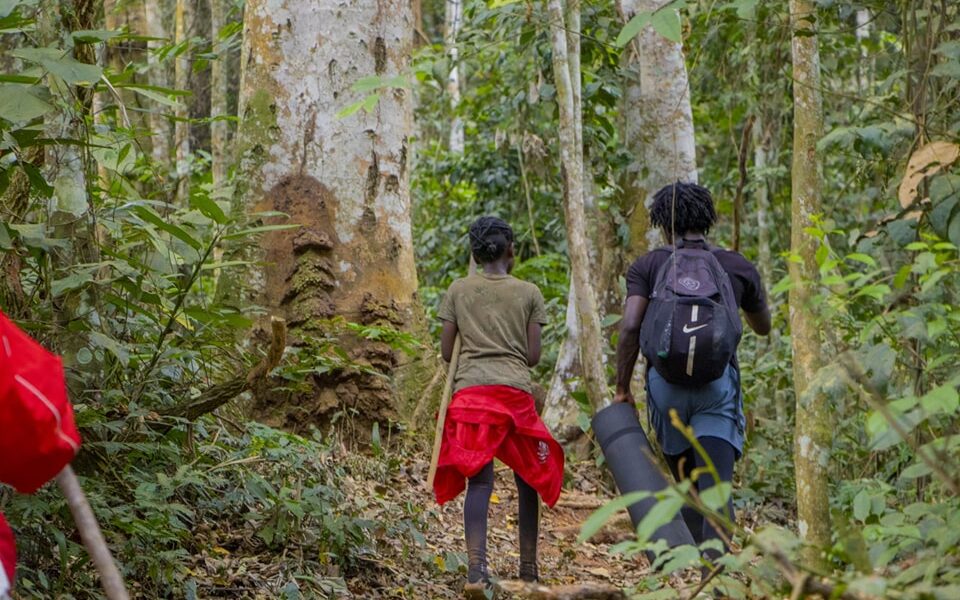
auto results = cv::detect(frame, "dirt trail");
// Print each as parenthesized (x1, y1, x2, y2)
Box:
(358, 458, 661, 599)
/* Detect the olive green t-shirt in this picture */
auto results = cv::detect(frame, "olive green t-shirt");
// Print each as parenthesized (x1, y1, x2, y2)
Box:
(438, 273, 548, 394)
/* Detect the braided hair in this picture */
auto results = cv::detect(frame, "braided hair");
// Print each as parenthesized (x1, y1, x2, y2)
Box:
(469, 216, 514, 263)
(649, 181, 717, 238)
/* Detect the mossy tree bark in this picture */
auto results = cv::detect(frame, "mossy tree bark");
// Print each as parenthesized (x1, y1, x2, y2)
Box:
(788, 0, 832, 570)
(237, 0, 422, 430)
(546, 0, 610, 412)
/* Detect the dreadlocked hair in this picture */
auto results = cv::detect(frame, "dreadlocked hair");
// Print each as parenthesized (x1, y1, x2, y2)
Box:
(469, 216, 514, 263)
(649, 181, 718, 238)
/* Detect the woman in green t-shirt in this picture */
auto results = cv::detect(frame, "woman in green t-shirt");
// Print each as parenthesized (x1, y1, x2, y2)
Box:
(433, 217, 564, 593)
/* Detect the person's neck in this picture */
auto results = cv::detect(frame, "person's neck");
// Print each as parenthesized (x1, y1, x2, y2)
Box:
(481, 261, 511, 276)
(672, 232, 706, 243)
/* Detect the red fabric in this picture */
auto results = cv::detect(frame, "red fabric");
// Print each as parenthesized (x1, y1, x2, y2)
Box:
(0, 310, 81, 493)
(434, 385, 564, 507)
(0, 513, 14, 595)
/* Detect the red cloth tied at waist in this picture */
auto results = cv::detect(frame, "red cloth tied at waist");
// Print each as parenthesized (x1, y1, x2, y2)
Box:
(434, 385, 564, 507)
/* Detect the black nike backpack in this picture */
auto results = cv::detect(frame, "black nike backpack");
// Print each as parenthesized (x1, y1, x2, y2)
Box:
(639, 241, 742, 386)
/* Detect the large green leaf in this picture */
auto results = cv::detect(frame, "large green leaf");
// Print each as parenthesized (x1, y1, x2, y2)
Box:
(650, 8, 682, 44)
(0, 84, 53, 122)
(577, 491, 650, 543)
(615, 11, 651, 47)
(12, 47, 102, 85)
(130, 204, 202, 250)
(637, 494, 685, 542)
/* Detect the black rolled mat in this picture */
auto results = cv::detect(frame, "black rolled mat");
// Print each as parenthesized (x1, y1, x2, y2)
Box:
(592, 402, 695, 548)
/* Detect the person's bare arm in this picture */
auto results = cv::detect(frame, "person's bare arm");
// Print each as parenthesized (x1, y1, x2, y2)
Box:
(526, 321, 542, 367)
(614, 295, 649, 403)
(440, 320, 459, 362)
(745, 307, 772, 336)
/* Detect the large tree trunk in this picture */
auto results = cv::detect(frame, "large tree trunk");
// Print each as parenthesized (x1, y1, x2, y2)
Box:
(144, 0, 171, 170)
(237, 0, 421, 429)
(210, 0, 229, 184)
(788, 0, 831, 571)
(619, 0, 697, 258)
(444, 0, 463, 153)
(174, 0, 192, 201)
(547, 0, 609, 412)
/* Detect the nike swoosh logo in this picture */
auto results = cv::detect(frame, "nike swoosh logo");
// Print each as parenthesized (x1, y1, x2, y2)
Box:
(682, 323, 708, 334)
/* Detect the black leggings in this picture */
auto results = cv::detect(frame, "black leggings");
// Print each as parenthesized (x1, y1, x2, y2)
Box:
(665, 436, 736, 559)
(464, 461, 539, 582)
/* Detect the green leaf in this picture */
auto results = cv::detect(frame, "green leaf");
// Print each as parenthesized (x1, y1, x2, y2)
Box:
(222, 223, 300, 240)
(12, 47, 103, 85)
(52, 270, 94, 297)
(191, 194, 228, 224)
(577, 491, 651, 543)
(920, 384, 959, 416)
(853, 489, 871, 522)
(615, 11, 651, 47)
(700, 482, 732, 512)
(601, 313, 622, 328)
(75, 347, 93, 365)
(846, 253, 876, 267)
(336, 92, 379, 119)
(637, 494, 685, 542)
(654, 544, 701, 573)
(650, 8, 682, 44)
(899, 462, 933, 480)
(130, 205, 202, 250)
(89, 331, 130, 366)
(71, 29, 122, 43)
(0, 84, 54, 122)
(0, 223, 11, 250)
(126, 85, 183, 109)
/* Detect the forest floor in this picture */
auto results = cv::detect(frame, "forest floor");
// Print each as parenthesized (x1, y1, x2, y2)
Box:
(347, 455, 694, 599)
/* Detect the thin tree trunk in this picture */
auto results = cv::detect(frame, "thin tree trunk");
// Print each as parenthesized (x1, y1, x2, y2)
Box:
(174, 0, 191, 201)
(547, 0, 609, 412)
(542, 286, 582, 436)
(210, 0, 229, 184)
(237, 0, 422, 428)
(444, 0, 463, 153)
(788, 0, 831, 570)
(144, 0, 171, 170)
(754, 120, 773, 295)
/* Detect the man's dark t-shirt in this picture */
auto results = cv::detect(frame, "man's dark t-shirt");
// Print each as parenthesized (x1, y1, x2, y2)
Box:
(626, 242, 767, 314)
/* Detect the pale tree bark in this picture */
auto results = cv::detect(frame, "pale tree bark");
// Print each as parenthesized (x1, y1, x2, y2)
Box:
(544, 0, 697, 430)
(543, 0, 595, 434)
(619, 0, 697, 258)
(174, 0, 192, 201)
(144, 0, 171, 169)
(210, 0, 229, 184)
(237, 0, 421, 428)
(789, 0, 831, 570)
(444, 0, 464, 153)
(754, 116, 773, 297)
(546, 0, 610, 412)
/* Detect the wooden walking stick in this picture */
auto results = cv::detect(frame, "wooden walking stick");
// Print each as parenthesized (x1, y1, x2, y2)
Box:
(56, 466, 130, 600)
(426, 257, 476, 490)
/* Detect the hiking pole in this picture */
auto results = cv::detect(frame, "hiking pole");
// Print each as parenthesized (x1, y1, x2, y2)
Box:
(56, 466, 130, 600)
(426, 256, 476, 490)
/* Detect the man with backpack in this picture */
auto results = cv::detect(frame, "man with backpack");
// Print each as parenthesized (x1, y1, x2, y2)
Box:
(614, 181, 771, 560)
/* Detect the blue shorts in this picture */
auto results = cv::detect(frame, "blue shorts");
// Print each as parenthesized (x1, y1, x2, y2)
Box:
(645, 364, 745, 459)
